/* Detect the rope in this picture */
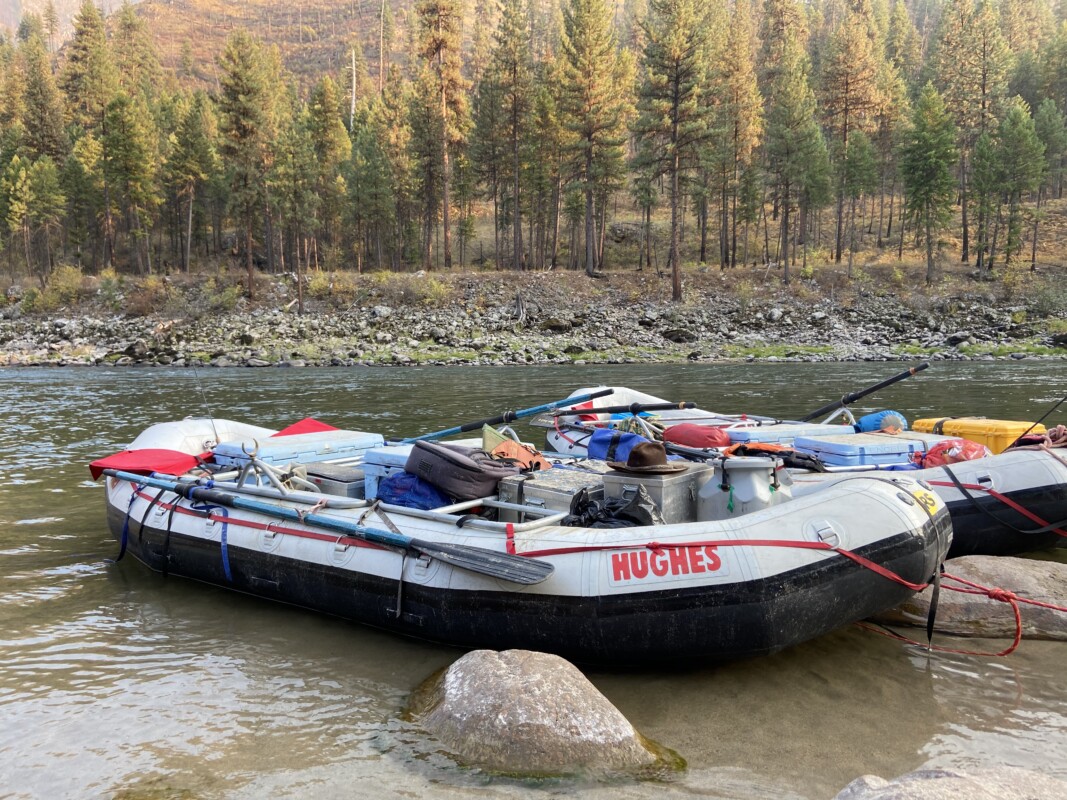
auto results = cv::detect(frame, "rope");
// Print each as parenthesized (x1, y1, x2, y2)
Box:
(855, 571, 1067, 657)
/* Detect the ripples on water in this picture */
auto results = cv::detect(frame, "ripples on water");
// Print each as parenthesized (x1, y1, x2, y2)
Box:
(0, 364, 1065, 799)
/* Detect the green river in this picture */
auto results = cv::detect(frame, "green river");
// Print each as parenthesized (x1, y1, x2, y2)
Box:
(1, 362, 1065, 799)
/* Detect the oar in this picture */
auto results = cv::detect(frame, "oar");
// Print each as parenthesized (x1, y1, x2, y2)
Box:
(104, 469, 554, 585)
(553, 401, 697, 417)
(798, 362, 930, 423)
(400, 388, 614, 443)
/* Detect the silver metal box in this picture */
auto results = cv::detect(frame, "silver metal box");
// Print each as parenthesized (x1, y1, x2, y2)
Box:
(498, 468, 607, 523)
(601, 463, 714, 525)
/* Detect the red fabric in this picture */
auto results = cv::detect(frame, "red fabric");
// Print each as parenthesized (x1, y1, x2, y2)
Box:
(272, 418, 340, 437)
(920, 438, 991, 467)
(663, 423, 731, 449)
(90, 449, 201, 481)
(567, 401, 601, 422)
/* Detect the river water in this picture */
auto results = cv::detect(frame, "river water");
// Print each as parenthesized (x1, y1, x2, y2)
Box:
(1, 362, 1066, 800)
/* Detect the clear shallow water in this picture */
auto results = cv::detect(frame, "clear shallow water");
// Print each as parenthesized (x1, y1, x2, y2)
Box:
(1, 362, 1065, 800)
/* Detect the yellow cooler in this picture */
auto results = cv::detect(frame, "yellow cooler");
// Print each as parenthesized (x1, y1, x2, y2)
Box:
(912, 417, 1046, 454)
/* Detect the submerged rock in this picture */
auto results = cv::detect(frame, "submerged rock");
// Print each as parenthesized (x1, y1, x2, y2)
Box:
(877, 556, 1067, 639)
(407, 649, 681, 776)
(835, 767, 1067, 799)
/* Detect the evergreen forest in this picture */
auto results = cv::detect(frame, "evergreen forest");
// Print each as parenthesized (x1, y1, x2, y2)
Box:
(2, 0, 1067, 306)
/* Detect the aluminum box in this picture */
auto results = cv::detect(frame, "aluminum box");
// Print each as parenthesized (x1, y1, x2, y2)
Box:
(601, 463, 714, 525)
(498, 468, 607, 523)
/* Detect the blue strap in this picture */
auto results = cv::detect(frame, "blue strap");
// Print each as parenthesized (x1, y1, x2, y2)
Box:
(115, 482, 145, 562)
(192, 502, 232, 582)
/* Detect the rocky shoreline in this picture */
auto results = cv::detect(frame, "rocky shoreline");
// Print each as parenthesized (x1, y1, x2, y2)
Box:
(2, 274, 1065, 367)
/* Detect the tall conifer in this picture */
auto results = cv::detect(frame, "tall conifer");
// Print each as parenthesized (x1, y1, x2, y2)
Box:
(560, 0, 633, 276)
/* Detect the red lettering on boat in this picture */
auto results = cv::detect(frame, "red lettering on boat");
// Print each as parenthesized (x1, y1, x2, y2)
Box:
(611, 552, 631, 582)
(689, 548, 705, 573)
(650, 550, 669, 577)
(629, 551, 649, 579)
(704, 546, 722, 571)
(669, 547, 690, 575)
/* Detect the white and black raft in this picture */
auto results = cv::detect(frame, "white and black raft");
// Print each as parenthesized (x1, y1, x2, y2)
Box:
(93, 417, 951, 665)
(545, 385, 1067, 560)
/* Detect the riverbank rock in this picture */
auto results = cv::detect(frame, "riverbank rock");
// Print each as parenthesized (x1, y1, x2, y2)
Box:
(876, 556, 1067, 639)
(835, 767, 1067, 799)
(406, 649, 681, 776)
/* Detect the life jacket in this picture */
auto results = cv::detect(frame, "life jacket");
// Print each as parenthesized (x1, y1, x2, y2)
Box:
(490, 439, 553, 471)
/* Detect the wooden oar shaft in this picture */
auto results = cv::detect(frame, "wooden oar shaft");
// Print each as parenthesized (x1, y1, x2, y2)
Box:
(799, 362, 930, 423)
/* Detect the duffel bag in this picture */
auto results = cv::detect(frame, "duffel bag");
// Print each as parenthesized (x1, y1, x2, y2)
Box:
(404, 440, 521, 500)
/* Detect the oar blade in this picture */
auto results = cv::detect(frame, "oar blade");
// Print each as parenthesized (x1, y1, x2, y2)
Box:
(409, 538, 555, 585)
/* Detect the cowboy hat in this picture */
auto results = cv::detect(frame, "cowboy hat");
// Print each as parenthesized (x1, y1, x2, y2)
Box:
(607, 441, 689, 474)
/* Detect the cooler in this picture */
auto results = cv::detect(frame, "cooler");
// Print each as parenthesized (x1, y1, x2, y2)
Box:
(602, 463, 714, 524)
(727, 423, 855, 446)
(304, 463, 366, 498)
(363, 444, 415, 500)
(913, 417, 1045, 454)
(497, 468, 607, 523)
(364, 438, 484, 500)
(793, 431, 956, 467)
(213, 430, 384, 468)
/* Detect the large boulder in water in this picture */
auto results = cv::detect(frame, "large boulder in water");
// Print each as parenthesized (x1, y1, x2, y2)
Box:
(407, 649, 681, 776)
(835, 767, 1067, 799)
(876, 555, 1067, 639)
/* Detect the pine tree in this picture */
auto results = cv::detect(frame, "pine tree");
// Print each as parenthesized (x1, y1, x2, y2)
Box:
(491, 0, 533, 270)
(168, 91, 219, 271)
(471, 64, 507, 268)
(103, 92, 160, 273)
(43, 2, 59, 53)
(271, 106, 318, 308)
(113, 1, 163, 99)
(217, 30, 276, 297)
(633, 0, 714, 299)
(713, 0, 762, 269)
(60, 0, 119, 132)
(820, 9, 883, 263)
(21, 34, 68, 163)
(307, 75, 353, 251)
(932, 0, 1011, 264)
(900, 82, 957, 284)
(1031, 97, 1066, 265)
(765, 32, 823, 283)
(347, 101, 396, 271)
(415, 0, 468, 270)
(560, 0, 634, 276)
(997, 99, 1045, 265)
(886, 0, 922, 88)
(27, 156, 65, 281)
(2, 155, 33, 275)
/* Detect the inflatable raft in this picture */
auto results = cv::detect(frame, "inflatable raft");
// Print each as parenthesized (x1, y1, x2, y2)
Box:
(93, 418, 950, 665)
(545, 386, 1067, 559)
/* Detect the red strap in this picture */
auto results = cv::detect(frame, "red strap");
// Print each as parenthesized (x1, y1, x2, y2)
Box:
(505, 523, 516, 555)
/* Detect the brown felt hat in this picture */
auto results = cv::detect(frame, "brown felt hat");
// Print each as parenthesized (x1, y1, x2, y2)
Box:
(607, 441, 689, 474)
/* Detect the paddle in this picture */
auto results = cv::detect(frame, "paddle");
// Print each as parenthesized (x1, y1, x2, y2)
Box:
(553, 401, 697, 417)
(103, 469, 555, 585)
(400, 388, 614, 443)
(798, 362, 930, 423)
